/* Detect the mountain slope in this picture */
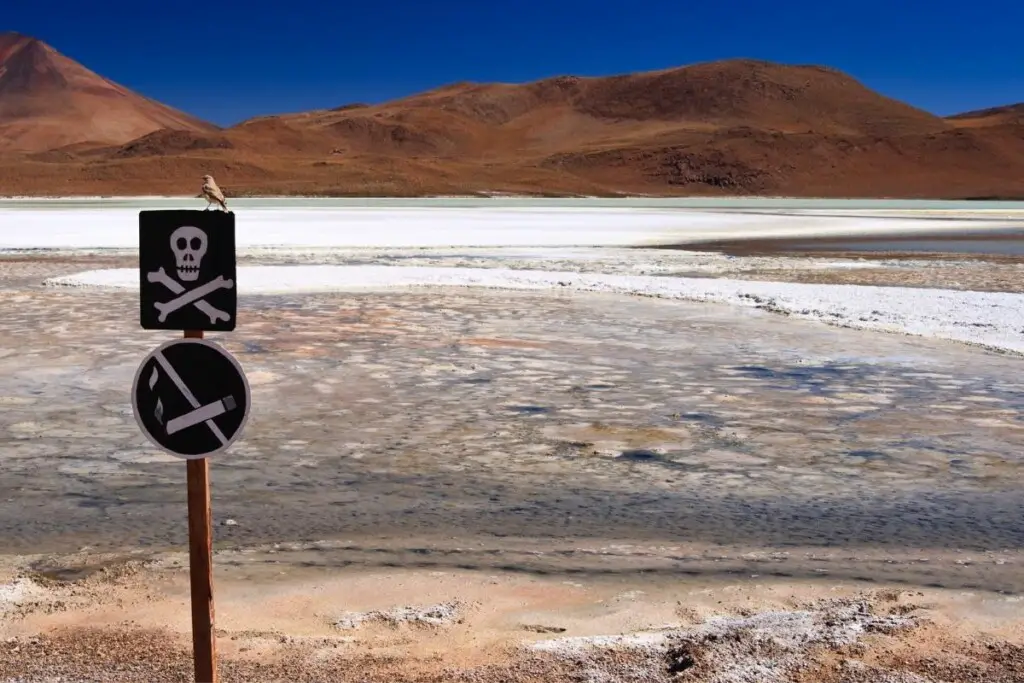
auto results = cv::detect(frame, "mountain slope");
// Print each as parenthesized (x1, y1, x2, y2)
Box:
(0, 32, 216, 152)
(247, 60, 952, 161)
(1, 48, 1023, 198)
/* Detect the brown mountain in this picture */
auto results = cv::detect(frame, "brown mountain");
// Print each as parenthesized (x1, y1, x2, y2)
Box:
(276, 59, 952, 154)
(1, 44, 1022, 198)
(0, 32, 216, 153)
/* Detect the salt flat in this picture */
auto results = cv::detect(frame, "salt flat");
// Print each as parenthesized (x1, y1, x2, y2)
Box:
(1, 205, 1020, 250)
(3, 202, 1024, 682)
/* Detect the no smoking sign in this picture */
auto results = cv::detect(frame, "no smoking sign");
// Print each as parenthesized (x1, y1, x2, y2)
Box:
(132, 338, 251, 459)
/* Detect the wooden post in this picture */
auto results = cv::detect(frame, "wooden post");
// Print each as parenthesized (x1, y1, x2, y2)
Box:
(184, 329, 217, 683)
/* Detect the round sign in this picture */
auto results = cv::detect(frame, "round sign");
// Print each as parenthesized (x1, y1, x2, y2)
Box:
(131, 338, 251, 459)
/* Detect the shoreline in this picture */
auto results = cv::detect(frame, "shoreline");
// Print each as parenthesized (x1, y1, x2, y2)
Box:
(7, 537, 1024, 595)
(2, 193, 1024, 201)
(2, 195, 1024, 209)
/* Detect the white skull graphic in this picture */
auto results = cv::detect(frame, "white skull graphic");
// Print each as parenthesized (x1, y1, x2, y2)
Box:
(170, 226, 207, 282)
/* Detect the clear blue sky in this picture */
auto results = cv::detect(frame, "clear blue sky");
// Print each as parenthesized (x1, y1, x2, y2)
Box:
(8, 0, 1023, 126)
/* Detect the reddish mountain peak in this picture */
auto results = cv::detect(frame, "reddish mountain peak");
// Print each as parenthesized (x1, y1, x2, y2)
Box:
(0, 31, 38, 52)
(0, 32, 129, 98)
(0, 33, 59, 65)
(0, 34, 73, 95)
(0, 32, 215, 152)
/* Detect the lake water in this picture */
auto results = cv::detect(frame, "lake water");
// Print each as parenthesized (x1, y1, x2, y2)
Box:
(679, 227, 1024, 257)
(783, 236, 1024, 255)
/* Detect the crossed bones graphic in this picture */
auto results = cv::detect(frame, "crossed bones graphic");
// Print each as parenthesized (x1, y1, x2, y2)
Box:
(147, 267, 234, 323)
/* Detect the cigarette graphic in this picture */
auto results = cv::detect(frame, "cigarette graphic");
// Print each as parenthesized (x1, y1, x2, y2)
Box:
(166, 395, 237, 435)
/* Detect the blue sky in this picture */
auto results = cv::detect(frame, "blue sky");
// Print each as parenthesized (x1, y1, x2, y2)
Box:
(8, 0, 1023, 126)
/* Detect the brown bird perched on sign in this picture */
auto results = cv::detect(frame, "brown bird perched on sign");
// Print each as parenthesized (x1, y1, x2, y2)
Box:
(200, 175, 228, 211)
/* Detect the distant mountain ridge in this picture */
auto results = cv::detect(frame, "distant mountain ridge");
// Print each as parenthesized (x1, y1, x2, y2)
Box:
(947, 102, 1024, 128)
(0, 33, 1022, 198)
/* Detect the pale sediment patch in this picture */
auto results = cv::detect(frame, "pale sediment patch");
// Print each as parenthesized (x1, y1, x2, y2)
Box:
(333, 600, 467, 630)
(527, 597, 916, 683)
(46, 265, 1024, 353)
(0, 578, 46, 618)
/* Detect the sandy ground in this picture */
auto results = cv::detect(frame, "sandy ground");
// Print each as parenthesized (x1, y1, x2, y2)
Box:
(1, 550, 1023, 682)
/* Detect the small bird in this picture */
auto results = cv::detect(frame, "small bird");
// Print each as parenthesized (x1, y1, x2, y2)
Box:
(200, 175, 228, 211)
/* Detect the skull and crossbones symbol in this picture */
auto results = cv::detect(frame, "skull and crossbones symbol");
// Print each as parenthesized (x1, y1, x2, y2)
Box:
(146, 226, 233, 324)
